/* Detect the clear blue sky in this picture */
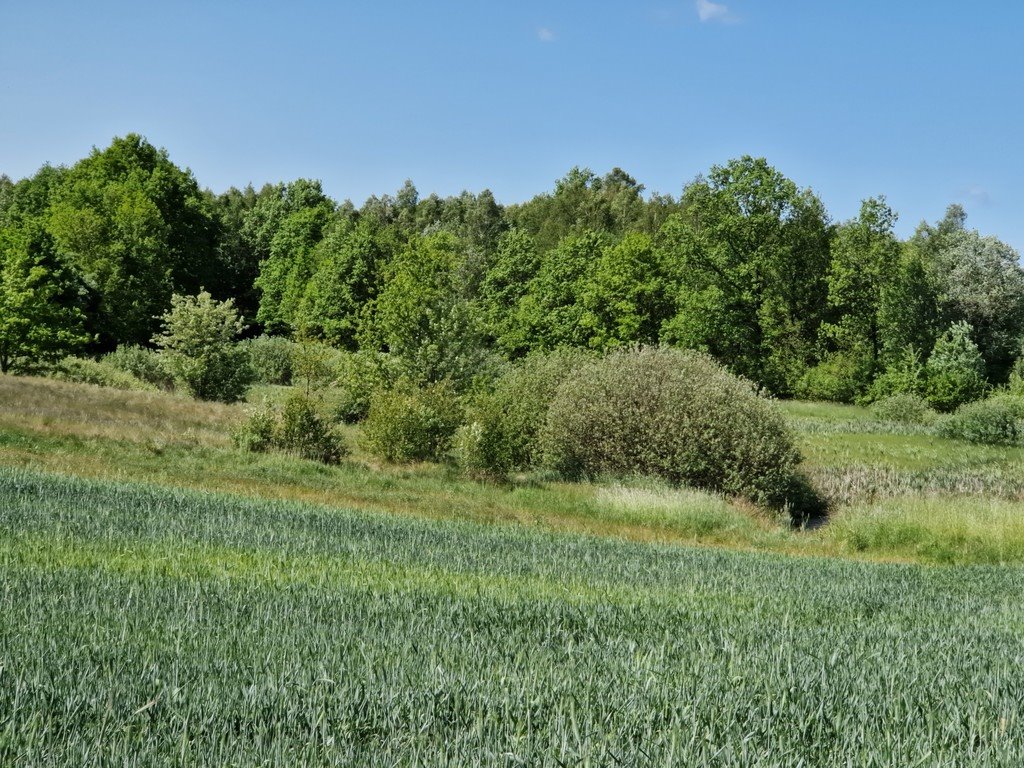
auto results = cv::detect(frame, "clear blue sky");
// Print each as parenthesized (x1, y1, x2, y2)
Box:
(2, 0, 1021, 247)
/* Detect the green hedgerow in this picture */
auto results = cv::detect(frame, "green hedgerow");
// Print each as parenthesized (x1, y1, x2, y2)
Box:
(870, 393, 937, 426)
(50, 356, 156, 392)
(234, 393, 347, 464)
(936, 395, 1024, 446)
(102, 345, 176, 391)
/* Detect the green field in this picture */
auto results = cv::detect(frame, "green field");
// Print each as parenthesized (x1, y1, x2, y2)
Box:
(4, 378, 1024, 764)
(3, 468, 1024, 765)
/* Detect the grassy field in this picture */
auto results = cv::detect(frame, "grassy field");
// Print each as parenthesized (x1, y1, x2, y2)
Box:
(3, 376, 1024, 762)
(3, 376, 1024, 564)
(3, 467, 1024, 765)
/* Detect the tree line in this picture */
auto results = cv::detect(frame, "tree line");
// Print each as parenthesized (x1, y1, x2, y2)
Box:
(2, 133, 1021, 408)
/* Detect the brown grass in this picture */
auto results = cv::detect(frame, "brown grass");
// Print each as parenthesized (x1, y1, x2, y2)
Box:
(0, 375, 241, 448)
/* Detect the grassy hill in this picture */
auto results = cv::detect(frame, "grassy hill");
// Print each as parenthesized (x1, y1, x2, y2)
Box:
(3, 376, 1024, 763)
(3, 375, 1024, 564)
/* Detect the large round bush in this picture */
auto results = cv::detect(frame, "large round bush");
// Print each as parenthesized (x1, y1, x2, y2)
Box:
(539, 347, 803, 510)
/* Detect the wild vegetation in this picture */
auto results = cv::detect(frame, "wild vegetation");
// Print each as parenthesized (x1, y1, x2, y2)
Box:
(4, 134, 1024, 763)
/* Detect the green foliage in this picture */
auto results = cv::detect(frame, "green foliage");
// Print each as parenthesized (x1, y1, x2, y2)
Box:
(360, 232, 492, 389)
(241, 334, 297, 386)
(659, 157, 831, 394)
(867, 345, 927, 402)
(330, 350, 400, 423)
(932, 229, 1024, 380)
(1007, 356, 1024, 397)
(822, 198, 901, 375)
(232, 400, 277, 453)
(936, 395, 1024, 445)
(45, 134, 218, 345)
(278, 392, 348, 463)
(234, 393, 347, 464)
(510, 231, 606, 351)
(796, 351, 872, 403)
(361, 380, 464, 463)
(102, 345, 175, 391)
(580, 232, 671, 350)
(254, 201, 336, 334)
(539, 346, 805, 512)
(296, 219, 392, 349)
(925, 322, 988, 412)
(481, 228, 540, 355)
(153, 291, 254, 403)
(870, 393, 937, 426)
(50, 356, 156, 391)
(0, 223, 88, 374)
(453, 349, 591, 476)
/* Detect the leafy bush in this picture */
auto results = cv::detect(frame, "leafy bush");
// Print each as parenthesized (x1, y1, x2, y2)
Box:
(539, 346, 806, 513)
(867, 346, 927, 402)
(278, 392, 348, 463)
(153, 291, 255, 403)
(242, 335, 297, 386)
(936, 395, 1024, 446)
(925, 322, 988, 412)
(1006, 356, 1024, 397)
(102, 345, 175, 391)
(453, 349, 591, 477)
(870, 393, 937, 425)
(234, 393, 347, 464)
(330, 350, 400, 423)
(362, 380, 463, 463)
(50, 356, 156, 392)
(796, 352, 871, 403)
(233, 401, 277, 454)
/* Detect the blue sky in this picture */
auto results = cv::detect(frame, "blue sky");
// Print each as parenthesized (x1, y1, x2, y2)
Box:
(2, 1, 1021, 247)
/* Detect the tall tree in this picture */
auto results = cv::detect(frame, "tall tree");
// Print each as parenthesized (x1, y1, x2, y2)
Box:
(359, 232, 489, 388)
(45, 134, 217, 346)
(0, 223, 88, 373)
(659, 157, 832, 393)
(823, 197, 902, 376)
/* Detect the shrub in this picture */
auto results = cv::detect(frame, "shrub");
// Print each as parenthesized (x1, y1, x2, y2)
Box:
(870, 393, 937, 425)
(233, 401, 277, 454)
(925, 322, 988, 412)
(242, 335, 297, 386)
(234, 394, 347, 464)
(936, 395, 1024, 446)
(103, 345, 175, 391)
(867, 346, 927, 402)
(50, 356, 155, 392)
(453, 349, 591, 477)
(362, 380, 463, 463)
(539, 346, 805, 513)
(1006, 356, 1024, 397)
(278, 392, 348, 463)
(330, 350, 400, 423)
(153, 291, 255, 403)
(796, 351, 871, 403)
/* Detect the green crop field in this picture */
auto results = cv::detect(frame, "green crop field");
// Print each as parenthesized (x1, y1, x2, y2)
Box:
(4, 378, 1024, 765)
(2, 467, 1024, 766)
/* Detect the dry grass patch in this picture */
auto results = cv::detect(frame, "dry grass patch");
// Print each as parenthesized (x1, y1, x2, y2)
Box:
(0, 375, 241, 448)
